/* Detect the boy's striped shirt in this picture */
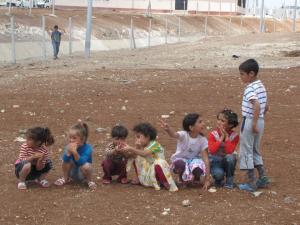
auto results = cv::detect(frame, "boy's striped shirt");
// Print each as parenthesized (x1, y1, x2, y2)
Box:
(242, 80, 267, 118)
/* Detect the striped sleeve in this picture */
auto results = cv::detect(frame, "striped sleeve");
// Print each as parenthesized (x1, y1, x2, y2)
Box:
(245, 86, 258, 101)
(18, 143, 30, 161)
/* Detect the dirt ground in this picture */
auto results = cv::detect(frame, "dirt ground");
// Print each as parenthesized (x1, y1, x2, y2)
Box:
(0, 29, 299, 225)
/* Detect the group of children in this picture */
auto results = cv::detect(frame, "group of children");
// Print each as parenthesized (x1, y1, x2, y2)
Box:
(15, 58, 270, 193)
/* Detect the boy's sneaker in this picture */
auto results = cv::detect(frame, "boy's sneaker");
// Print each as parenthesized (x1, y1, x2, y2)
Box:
(214, 180, 224, 188)
(238, 183, 256, 192)
(256, 176, 270, 188)
(224, 177, 234, 189)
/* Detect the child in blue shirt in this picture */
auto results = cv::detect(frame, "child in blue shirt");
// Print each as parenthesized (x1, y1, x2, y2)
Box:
(54, 120, 96, 189)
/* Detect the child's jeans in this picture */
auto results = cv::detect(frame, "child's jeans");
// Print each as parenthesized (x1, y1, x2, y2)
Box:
(101, 159, 127, 181)
(210, 154, 237, 183)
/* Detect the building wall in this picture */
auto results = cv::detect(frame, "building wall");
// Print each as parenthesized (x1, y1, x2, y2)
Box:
(56, 0, 245, 14)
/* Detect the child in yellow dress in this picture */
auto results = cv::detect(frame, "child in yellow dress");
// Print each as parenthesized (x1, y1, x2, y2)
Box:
(123, 122, 178, 192)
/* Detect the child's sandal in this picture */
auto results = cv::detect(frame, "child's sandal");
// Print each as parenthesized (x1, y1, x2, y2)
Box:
(17, 182, 27, 190)
(88, 181, 97, 190)
(39, 179, 50, 188)
(54, 177, 67, 186)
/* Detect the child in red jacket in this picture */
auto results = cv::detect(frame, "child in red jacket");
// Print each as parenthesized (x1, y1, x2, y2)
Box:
(208, 109, 239, 189)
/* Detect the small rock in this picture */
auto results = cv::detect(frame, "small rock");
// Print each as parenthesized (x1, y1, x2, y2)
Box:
(182, 199, 191, 207)
(208, 187, 217, 193)
(169, 111, 175, 115)
(121, 106, 127, 111)
(285, 88, 291, 92)
(284, 196, 296, 204)
(161, 211, 168, 216)
(19, 129, 27, 134)
(14, 137, 26, 142)
(252, 191, 263, 197)
(161, 115, 170, 119)
(13, 105, 20, 108)
(0, 109, 5, 113)
(60, 110, 64, 114)
(95, 128, 107, 133)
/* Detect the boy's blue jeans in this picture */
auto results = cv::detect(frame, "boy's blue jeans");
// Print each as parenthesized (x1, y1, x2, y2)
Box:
(210, 154, 237, 183)
(52, 41, 60, 58)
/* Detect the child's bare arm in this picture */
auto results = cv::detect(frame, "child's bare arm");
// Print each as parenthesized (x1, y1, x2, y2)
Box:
(250, 99, 260, 134)
(201, 149, 211, 191)
(159, 119, 179, 139)
(123, 145, 152, 157)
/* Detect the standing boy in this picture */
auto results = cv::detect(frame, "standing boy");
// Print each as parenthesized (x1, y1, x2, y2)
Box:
(51, 25, 61, 60)
(238, 59, 270, 192)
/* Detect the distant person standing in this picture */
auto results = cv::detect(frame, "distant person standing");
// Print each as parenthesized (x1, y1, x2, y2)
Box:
(51, 25, 61, 60)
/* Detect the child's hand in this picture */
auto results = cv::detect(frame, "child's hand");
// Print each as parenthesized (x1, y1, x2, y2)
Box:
(67, 143, 78, 154)
(33, 152, 44, 159)
(202, 177, 211, 191)
(159, 119, 169, 131)
(252, 124, 259, 134)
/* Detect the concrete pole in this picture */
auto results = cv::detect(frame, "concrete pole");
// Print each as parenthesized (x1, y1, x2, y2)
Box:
(219, 0, 221, 16)
(208, 0, 211, 15)
(204, 16, 208, 36)
(178, 16, 181, 41)
(69, 17, 73, 55)
(85, 0, 93, 58)
(29, 0, 32, 16)
(148, 18, 152, 47)
(52, 0, 55, 15)
(197, 0, 199, 14)
(8, 0, 12, 15)
(165, 16, 168, 44)
(42, 16, 46, 60)
(259, 0, 265, 32)
(184, 0, 186, 16)
(170, 0, 172, 14)
(130, 17, 136, 49)
(229, 3, 232, 33)
(292, 0, 298, 32)
(11, 16, 16, 64)
(131, 0, 134, 9)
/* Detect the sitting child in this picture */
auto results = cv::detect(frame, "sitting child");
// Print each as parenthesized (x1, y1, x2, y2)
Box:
(122, 122, 178, 192)
(15, 127, 55, 190)
(54, 120, 96, 189)
(102, 125, 131, 184)
(208, 109, 239, 189)
(159, 113, 211, 190)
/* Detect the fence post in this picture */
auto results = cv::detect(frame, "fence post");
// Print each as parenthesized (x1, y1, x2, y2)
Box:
(52, 0, 55, 15)
(148, 18, 152, 47)
(85, 0, 93, 58)
(10, 16, 16, 64)
(178, 16, 181, 41)
(204, 16, 208, 37)
(69, 17, 73, 55)
(29, 0, 32, 16)
(130, 17, 136, 49)
(165, 16, 168, 44)
(42, 15, 46, 60)
(8, 0, 12, 15)
(273, 16, 276, 32)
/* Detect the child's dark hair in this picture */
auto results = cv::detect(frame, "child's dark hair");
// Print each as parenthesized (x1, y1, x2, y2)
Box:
(239, 59, 259, 75)
(26, 127, 55, 146)
(70, 120, 89, 143)
(54, 25, 58, 29)
(183, 113, 200, 132)
(218, 109, 239, 128)
(133, 123, 157, 141)
(111, 125, 128, 139)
